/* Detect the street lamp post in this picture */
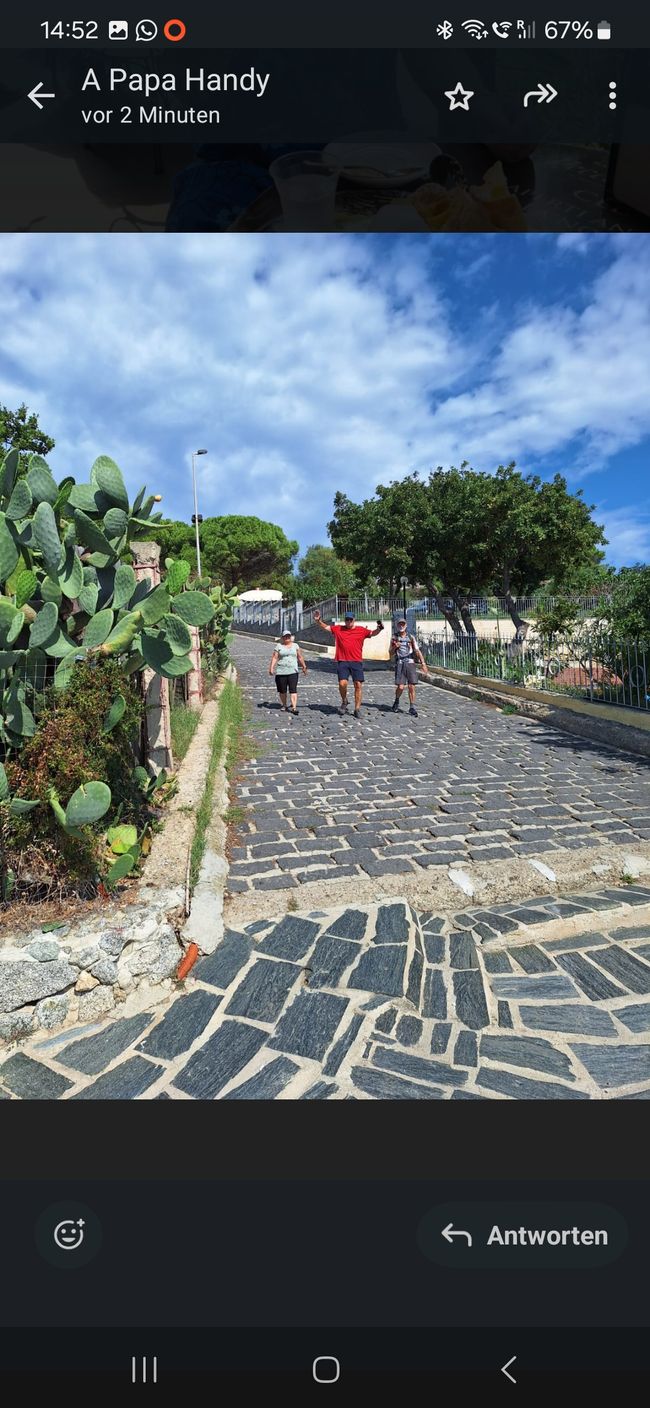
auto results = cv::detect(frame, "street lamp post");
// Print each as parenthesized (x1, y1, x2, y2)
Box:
(400, 575, 408, 616)
(191, 449, 207, 578)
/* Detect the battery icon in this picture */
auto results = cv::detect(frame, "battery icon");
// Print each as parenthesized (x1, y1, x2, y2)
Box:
(597, 21, 612, 40)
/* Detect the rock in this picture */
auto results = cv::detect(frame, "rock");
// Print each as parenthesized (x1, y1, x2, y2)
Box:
(99, 929, 128, 957)
(27, 939, 62, 962)
(89, 958, 119, 985)
(0, 959, 78, 1014)
(118, 926, 180, 986)
(75, 973, 100, 994)
(71, 945, 102, 969)
(35, 993, 70, 1030)
(77, 987, 115, 1022)
(0, 1009, 36, 1042)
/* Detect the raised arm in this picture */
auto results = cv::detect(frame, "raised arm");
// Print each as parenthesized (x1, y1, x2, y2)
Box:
(312, 609, 334, 635)
(370, 618, 384, 637)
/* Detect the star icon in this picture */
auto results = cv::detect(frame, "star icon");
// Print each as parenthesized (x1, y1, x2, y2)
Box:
(444, 81, 474, 111)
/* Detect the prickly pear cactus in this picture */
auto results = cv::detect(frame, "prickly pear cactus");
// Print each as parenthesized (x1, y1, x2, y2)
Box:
(0, 450, 215, 754)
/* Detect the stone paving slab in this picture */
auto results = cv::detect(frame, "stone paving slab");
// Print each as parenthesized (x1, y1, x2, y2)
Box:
(1, 886, 648, 1101)
(212, 637, 650, 927)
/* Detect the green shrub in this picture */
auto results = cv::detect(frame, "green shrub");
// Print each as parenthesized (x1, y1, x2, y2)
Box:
(5, 659, 144, 892)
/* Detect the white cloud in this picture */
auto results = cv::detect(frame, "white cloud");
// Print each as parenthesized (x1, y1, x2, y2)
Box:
(598, 506, 650, 569)
(556, 233, 592, 254)
(1, 232, 649, 560)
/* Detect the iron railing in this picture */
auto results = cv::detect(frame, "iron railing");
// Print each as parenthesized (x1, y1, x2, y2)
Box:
(300, 593, 609, 626)
(418, 630, 650, 713)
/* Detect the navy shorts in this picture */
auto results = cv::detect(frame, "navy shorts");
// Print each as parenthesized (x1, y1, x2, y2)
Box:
(336, 661, 364, 683)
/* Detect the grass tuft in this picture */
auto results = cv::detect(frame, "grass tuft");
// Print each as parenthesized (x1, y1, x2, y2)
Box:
(170, 701, 200, 764)
(189, 680, 243, 891)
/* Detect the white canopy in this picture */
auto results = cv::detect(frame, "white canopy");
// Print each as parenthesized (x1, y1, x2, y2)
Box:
(238, 588, 283, 601)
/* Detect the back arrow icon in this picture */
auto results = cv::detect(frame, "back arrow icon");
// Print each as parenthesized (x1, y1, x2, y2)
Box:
(523, 83, 558, 107)
(501, 1355, 517, 1384)
(441, 1222, 472, 1246)
(28, 83, 56, 110)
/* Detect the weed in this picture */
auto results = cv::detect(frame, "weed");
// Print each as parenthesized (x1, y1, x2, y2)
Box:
(620, 872, 637, 886)
(170, 702, 200, 763)
(190, 680, 243, 891)
(500, 704, 518, 716)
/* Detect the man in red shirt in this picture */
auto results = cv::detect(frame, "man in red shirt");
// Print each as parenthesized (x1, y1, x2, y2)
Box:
(312, 609, 384, 718)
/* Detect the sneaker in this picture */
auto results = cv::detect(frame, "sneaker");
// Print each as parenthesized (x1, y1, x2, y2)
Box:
(353, 709, 361, 719)
(391, 699, 400, 712)
(291, 707, 299, 715)
(409, 706, 418, 717)
(339, 703, 349, 714)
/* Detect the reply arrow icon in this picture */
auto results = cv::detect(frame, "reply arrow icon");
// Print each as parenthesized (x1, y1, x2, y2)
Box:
(441, 1222, 472, 1246)
(523, 83, 558, 107)
(28, 82, 56, 110)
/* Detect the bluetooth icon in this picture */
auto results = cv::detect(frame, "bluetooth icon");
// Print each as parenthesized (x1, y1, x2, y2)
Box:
(437, 21, 454, 40)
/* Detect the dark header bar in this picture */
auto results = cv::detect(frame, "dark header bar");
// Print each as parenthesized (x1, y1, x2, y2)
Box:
(1, 2, 650, 49)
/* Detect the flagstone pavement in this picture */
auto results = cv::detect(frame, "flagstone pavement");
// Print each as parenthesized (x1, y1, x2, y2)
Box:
(0, 635, 648, 1100)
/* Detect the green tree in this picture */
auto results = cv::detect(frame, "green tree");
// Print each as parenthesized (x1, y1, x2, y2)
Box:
(293, 544, 359, 606)
(330, 463, 607, 640)
(150, 519, 196, 568)
(0, 402, 55, 475)
(604, 567, 650, 640)
(198, 515, 298, 591)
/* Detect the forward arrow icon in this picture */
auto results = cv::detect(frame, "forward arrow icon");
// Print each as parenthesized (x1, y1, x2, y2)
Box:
(523, 83, 558, 107)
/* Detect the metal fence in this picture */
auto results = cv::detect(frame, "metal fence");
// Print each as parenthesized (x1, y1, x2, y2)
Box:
(300, 593, 608, 627)
(418, 630, 650, 713)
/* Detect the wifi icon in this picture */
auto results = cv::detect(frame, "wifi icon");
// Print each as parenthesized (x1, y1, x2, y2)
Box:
(462, 18, 489, 40)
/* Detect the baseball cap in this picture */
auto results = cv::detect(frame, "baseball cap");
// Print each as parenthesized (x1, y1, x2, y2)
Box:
(397, 617, 407, 625)
(281, 629, 292, 637)
(344, 610, 354, 619)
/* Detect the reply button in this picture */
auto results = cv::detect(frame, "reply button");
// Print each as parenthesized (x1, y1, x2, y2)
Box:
(418, 1203, 628, 1270)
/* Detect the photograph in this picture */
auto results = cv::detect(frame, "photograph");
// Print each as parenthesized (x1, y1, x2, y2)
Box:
(0, 229, 649, 1101)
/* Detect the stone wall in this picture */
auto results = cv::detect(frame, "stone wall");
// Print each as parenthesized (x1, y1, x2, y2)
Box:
(0, 886, 184, 1044)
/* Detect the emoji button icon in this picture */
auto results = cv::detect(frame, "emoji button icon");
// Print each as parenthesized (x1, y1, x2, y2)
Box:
(36, 1202, 102, 1269)
(54, 1218, 85, 1251)
(136, 19, 158, 41)
(163, 18, 187, 41)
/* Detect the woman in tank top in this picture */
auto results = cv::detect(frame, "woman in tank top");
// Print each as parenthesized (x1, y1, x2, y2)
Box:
(269, 630, 308, 715)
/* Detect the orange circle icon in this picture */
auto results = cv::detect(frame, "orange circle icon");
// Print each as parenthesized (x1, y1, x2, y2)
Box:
(163, 18, 187, 42)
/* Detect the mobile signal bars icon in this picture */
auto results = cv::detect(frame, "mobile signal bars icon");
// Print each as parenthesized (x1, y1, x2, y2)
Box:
(461, 19, 489, 40)
(517, 19, 536, 39)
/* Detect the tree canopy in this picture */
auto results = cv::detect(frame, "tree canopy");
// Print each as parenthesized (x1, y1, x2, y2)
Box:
(292, 544, 360, 606)
(329, 462, 607, 637)
(602, 566, 650, 640)
(150, 514, 298, 591)
(0, 402, 55, 474)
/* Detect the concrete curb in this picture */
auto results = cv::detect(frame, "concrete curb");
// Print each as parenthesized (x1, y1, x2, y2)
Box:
(181, 662, 237, 956)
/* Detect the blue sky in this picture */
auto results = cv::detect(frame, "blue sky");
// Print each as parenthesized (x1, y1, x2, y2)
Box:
(1, 231, 649, 568)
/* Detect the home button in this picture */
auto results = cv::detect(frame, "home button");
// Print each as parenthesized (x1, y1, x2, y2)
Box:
(313, 1356, 341, 1383)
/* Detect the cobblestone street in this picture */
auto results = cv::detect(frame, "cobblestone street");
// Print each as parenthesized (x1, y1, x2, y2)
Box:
(1, 635, 649, 1101)
(227, 636, 650, 906)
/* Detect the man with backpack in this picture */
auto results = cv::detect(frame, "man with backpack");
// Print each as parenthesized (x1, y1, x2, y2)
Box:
(390, 617, 429, 717)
